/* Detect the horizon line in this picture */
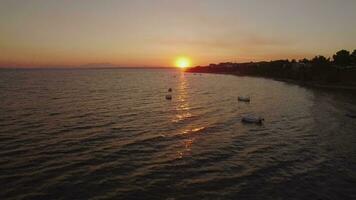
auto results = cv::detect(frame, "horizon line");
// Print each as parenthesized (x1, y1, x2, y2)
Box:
(0, 66, 177, 70)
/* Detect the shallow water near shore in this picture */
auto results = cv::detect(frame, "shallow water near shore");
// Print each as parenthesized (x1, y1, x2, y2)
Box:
(0, 68, 355, 199)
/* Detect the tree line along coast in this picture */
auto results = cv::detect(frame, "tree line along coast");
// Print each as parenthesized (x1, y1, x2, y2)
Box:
(188, 49, 356, 89)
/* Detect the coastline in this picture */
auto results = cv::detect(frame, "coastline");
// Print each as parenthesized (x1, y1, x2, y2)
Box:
(186, 70, 356, 92)
(274, 78, 356, 91)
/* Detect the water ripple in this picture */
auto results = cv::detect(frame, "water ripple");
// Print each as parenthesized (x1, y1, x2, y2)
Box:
(0, 69, 355, 200)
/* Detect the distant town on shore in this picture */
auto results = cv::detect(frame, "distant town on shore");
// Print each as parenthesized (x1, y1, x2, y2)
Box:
(188, 49, 356, 88)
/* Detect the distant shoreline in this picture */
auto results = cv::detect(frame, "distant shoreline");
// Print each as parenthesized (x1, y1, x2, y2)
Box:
(186, 70, 356, 92)
(186, 49, 356, 91)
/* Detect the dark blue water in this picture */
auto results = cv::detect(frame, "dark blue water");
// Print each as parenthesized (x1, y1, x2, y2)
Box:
(0, 68, 355, 200)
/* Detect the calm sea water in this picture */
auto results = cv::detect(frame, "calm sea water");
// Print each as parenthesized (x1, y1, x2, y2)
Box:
(0, 68, 355, 200)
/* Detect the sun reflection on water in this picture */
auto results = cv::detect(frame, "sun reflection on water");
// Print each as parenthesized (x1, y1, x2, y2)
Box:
(173, 73, 206, 159)
(172, 73, 192, 123)
(181, 126, 206, 135)
(178, 138, 195, 159)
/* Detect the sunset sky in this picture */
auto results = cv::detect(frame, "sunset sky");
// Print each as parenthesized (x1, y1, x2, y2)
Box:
(1, 0, 356, 68)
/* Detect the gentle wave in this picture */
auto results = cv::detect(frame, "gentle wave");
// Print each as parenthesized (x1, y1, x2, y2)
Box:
(0, 69, 355, 200)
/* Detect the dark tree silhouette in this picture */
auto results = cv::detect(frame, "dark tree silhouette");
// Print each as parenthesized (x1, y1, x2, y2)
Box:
(311, 55, 330, 66)
(352, 49, 356, 64)
(299, 58, 310, 63)
(187, 49, 356, 85)
(333, 50, 351, 66)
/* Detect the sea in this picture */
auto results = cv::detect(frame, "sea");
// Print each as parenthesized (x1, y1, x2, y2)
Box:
(0, 68, 355, 200)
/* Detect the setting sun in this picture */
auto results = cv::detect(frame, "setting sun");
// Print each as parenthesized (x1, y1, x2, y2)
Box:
(175, 57, 192, 69)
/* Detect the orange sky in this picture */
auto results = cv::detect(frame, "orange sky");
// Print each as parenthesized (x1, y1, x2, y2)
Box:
(1, 0, 356, 68)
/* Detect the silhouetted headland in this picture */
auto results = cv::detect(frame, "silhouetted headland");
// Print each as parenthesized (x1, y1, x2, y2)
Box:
(187, 49, 356, 90)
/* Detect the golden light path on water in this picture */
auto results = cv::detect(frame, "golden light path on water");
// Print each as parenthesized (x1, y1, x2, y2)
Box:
(173, 73, 205, 158)
(172, 73, 191, 123)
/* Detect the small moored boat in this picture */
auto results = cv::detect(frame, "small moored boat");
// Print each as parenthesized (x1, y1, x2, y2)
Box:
(242, 116, 264, 124)
(238, 96, 250, 102)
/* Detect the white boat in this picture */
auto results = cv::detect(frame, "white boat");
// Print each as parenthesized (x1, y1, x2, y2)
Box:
(238, 96, 250, 102)
(242, 116, 264, 124)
